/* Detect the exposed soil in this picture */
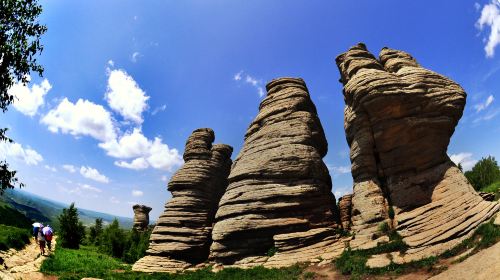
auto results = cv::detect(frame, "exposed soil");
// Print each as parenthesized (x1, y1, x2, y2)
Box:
(304, 241, 500, 280)
(0, 237, 57, 280)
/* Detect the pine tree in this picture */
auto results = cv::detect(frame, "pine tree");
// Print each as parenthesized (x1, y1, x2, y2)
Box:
(58, 203, 85, 249)
(88, 218, 103, 245)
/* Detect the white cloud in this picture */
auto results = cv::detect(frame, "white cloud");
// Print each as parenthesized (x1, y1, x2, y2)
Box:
(62, 164, 77, 173)
(327, 164, 351, 175)
(476, 1, 500, 57)
(115, 157, 149, 170)
(151, 104, 166, 115)
(474, 95, 494, 112)
(41, 98, 117, 142)
(44, 165, 57, 172)
(233, 71, 243, 81)
(110, 196, 120, 204)
(100, 128, 183, 171)
(450, 153, 478, 171)
(146, 137, 183, 170)
(161, 175, 168, 182)
(39, 68, 180, 172)
(108, 60, 114, 67)
(99, 128, 150, 158)
(131, 52, 141, 63)
(8, 77, 51, 117)
(80, 166, 110, 183)
(105, 69, 149, 124)
(80, 184, 102, 193)
(132, 190, 143, 197)
(473, 107, 500, 123)
(234, 71, 266, 97)
(0, 142, 43, 165)
(127, 201, 139, 206)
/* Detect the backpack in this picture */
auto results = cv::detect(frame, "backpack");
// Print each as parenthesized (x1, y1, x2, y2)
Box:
(45, 230, 53, 241)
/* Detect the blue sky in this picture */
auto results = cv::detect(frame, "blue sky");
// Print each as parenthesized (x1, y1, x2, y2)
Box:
(1, 1, 500, 220)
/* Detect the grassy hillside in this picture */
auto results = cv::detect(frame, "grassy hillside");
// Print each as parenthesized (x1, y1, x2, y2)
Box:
(0, 225, 31, 251)
(0, 204, 33, 228)
(41, 245, 309, 280)
(0, 190, 134, 229)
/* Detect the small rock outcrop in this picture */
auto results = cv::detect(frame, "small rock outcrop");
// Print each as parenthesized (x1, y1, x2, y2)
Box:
(479, 192, 495, 202)
(336, 43, 499, 260)
(338, 194, 352, 230)
(209, 77, 343, 268)
(133, 128, 233, 272)
(132, 204, 152, 231)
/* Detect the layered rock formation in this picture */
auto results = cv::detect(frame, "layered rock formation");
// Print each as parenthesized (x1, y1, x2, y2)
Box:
(133, 128, 233, 272)
(209, 77, 344, 268)
(338, 194, 352, 230)
(336, 43, 499, 260)
(132, 204, 152, 231)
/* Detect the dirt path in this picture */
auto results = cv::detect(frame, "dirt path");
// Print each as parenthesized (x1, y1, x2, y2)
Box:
(0, 237, 57, 280)
(429, 241, 500, 280)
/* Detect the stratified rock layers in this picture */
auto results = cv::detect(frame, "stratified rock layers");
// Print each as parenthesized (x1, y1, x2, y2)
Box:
(133, 128, 233, 272)
(338, 194, 352, 230)
(336, 44, 499, 259)
(209, 77, 342, 268)
(133, 204, 152, 231)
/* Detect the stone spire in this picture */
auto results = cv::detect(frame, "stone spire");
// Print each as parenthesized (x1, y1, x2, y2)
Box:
(133, 128, 233, 272)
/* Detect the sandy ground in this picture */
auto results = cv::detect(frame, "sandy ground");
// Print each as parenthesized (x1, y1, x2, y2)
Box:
(305, 241, 500, 280)
(0, 237, 57, 280)
(429, 241, 500, 280)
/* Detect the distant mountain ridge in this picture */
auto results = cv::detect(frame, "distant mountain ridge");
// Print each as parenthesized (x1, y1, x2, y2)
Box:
(0, 189, 133, 229)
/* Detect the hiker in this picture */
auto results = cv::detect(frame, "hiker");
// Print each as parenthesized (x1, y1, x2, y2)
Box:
(43, 225, 54, 251)
(32, 222, 42, 242)
(37, 226, 46, 255)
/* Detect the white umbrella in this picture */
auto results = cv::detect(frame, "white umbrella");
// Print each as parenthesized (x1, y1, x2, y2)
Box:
(42, 227, 53, 235)
(32, 222, 43, 228)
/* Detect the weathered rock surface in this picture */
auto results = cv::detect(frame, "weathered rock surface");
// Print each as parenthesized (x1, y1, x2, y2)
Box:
(132, 204, 152, 231)
(478, 192, 495, 201)
(336, 43, 499, 259)
(133, 128, 233, 272)
(209, 77, 342, 268)
(338, 194, 352, 229)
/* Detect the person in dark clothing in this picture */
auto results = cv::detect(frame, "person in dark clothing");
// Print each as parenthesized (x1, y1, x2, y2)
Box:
(37, 227, 46, 255)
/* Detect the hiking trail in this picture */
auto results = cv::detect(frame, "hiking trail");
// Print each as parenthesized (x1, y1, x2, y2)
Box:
(0, 237, 57, 280)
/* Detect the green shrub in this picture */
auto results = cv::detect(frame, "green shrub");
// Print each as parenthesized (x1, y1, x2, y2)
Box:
(335, 246, 437, 277)
(267, 246, 278, 257)
(87, 218, 103, 246)
(388, 206, 395, 220)
(378, 222, 390, 234)
(123, 228, 151, 263)
(99, 219, 127, 258)
(464, 156, 500, 190)
(0, 225, 31, 250)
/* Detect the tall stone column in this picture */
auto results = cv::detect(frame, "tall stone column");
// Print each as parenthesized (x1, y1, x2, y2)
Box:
(132, 204, 152, 231)
(133, 128, 233, 272)
(210, 77, 343, 268)
(336, 43, 499, 260)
